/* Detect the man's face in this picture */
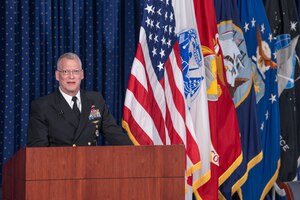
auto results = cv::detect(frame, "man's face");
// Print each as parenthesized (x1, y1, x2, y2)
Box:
(55, 58, 84, 96)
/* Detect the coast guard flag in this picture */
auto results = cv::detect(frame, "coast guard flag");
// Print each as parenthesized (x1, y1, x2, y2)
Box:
(122, 0, 202, 198)
(193, 0, 242, 199)
(214, 0, 262, 198)
(264, 0, 300, 184)
(238, 0, 281, 199)
(173, 0, 212, 198)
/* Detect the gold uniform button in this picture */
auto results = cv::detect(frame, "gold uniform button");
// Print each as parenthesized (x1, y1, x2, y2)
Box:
(72, 144, 76, 147)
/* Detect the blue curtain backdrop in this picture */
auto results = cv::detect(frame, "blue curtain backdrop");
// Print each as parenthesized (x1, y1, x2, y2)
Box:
(0, 0, 144, 181)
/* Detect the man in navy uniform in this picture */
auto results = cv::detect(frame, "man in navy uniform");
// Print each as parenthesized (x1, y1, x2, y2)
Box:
(27, 52, 132, 147)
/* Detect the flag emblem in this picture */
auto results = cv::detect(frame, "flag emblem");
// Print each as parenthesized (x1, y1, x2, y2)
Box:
(178, 29, 204, 103)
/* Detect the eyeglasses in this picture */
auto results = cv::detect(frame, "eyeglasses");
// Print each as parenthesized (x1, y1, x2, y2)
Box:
(57, 69, 82, 75)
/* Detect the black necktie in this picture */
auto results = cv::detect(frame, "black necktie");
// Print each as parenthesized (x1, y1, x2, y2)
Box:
(72, 96, 80, 120)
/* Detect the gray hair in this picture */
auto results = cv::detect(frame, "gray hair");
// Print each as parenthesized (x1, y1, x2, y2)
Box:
(57, 52, 82, 70)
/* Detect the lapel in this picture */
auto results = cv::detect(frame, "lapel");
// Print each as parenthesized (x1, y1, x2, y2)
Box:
(53, 89, 79, 129)
(73, 90, 92, 142)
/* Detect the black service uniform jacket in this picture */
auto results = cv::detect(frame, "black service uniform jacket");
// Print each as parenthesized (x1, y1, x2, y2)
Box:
(27, 89, 132, 147)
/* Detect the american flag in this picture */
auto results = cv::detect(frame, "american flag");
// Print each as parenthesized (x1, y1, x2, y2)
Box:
(122, 0, 202, 195)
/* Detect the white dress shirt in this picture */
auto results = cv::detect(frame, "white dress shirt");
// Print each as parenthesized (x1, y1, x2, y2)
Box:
(59, 87, 82, 112)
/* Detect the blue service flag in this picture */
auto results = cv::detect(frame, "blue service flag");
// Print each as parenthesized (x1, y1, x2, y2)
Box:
(238, 0, 281, 199)
(214, 0, 262, 198)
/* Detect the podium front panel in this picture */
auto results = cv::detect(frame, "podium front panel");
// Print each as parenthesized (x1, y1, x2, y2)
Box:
(3, 145, 185, 200)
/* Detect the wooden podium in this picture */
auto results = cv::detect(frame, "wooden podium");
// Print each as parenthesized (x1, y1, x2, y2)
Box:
(2, 145, 185, 200)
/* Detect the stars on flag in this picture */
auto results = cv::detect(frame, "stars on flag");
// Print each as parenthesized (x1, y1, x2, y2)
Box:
(142, 0, 176, 80)
(260, 24, 265, 34)
(156, 8, 162, 16)
(260, 121, 264, 131)
(265, 110, 269, 120)
(269, 94, 277, 104)
(166, 39, 172, 48)
(159, 49, 165, 58)
(154, 35, 159, 43)
(161, 36, 166, 45)
(268, 33, 273, 42)
(244, 17, 270, 37)
(251, 17, 256, 27)
(158, 62, 164, 71)
(145, 4, 155, 14)
(152, 47, 157, 56)
(156, 21, 161, 29)
(244, 22, 249, 32)
(290, 21, 297, 31)
(145, 17, 153, 28)
(149, 33, 153, 40)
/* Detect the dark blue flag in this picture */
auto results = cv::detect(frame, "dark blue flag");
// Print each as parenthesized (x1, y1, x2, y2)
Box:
(214, 0, 262, 198)
(238, 0, 281, 199)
